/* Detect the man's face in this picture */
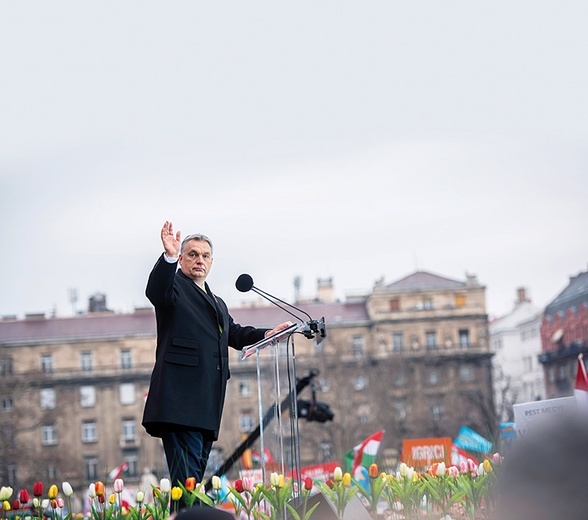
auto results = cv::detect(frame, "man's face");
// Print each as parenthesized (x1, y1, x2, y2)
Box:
(178, 239, 213, 284)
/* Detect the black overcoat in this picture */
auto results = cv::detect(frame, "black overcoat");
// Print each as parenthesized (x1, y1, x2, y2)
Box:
(142, 254, 267, 439)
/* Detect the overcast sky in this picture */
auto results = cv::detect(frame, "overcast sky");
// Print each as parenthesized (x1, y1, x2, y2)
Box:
(1, 1, 587, 322)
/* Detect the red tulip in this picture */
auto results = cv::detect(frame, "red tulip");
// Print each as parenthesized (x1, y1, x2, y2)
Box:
(97, 495, 105, 504)
(19, 489, 29, 505)
(12, 499, 20, 510)
(368, 463, 379, 479)
(185, 477, 196, 491)
(304, 477, 313, 491)
(325, 478, 334, 489)
(33, 482, 43, 497)
(94, 481, 105, 497)
(234, 479, 244, 493)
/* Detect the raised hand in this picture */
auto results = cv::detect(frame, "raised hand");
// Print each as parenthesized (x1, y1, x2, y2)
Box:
(161, 221, 181, 258)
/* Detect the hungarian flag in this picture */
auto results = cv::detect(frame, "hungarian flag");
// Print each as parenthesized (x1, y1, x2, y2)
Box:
(108, 461, 128, 480)
(574, 354, 588, 410)
(241, 447, 274, 470)
(344, 430, 384, 477)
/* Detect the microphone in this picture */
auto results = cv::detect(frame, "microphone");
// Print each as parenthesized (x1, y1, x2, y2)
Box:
(235, 274, 326, 342)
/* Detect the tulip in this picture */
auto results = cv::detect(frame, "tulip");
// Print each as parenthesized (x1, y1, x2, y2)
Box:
(41, 499, 49, 508)
(478, 463, 486, 476)
(50, 499, 58, 509)
(483, 459, 493, 474)
(2, 501, 10, 511)
(48, 485, 58, 500)
(333, 467, 343, 482)
(436, 462, 446, 476)
(448, 466, 459, 478)
(57, 498, 64, 508)
(171, 487, 182, 501)
(211, 476, 222, 491)
(12, 500, 20, 511)
(411, 471, 420, 483)
(399, 462, 409, 478)
(492, 452, 503, 465)
(88, 483, 96, 499)
(19, 489, 29, 505)
(0, 488, 13, 501)
(234, 479, 244, 493)
(62, 482, 73, 497)
(459, 461, 469, 474)
(270, 473, 279, 487)
(342, 473, 351, 487)
(33, 498, 39, 508)
(467, 459, 477, 473)
(33, 482, 43, 498)
(159, 478, 171, 493)
(114, 479, 124, 493)
(136, 491, 144, 503)
(325, 479, 334, 489)
(97, 495, 105, 504)
(185, 477, 196, 492)
(109, 494, 116, 505)
(368, 463, 379, 479)
(304, 477, 313, 491)
(94, 481, 105, 497)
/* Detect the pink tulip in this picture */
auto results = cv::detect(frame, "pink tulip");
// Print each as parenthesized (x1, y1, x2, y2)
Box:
(114, 479, 124, 493)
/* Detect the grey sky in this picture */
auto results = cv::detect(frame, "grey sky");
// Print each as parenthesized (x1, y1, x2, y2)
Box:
(1, 1, 587, 321)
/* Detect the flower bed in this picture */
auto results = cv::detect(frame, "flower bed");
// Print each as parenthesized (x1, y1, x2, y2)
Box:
(0, 454, 502, 520)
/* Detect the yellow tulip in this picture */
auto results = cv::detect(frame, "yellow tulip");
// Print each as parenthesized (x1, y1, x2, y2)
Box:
(48, 485, 58, 500)
(171, 487, 183, 501)
(3, 501, 11, 511)
(342, 473, 351, 487)
(109, 494, 116, 505)
(483, 459, 493, 474)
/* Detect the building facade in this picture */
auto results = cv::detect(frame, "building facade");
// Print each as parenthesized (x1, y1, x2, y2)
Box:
(489, 288, 544, 422)
(0, 270, 495, 491)
(539, 269, 588, 398)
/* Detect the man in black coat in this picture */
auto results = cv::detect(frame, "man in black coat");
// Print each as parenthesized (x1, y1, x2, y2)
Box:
(142, 221, 291, 488)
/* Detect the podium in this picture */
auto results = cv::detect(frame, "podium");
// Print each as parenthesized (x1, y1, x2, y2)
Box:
(240, 322, 305, 493)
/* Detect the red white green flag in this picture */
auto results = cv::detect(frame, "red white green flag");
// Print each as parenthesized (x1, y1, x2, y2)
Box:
(344, 430, 385, 476)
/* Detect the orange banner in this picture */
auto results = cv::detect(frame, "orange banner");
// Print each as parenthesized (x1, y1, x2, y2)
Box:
(402, 437, 452, 469)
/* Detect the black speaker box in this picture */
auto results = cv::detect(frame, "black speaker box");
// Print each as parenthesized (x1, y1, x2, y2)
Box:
(287, 492, 372, 520)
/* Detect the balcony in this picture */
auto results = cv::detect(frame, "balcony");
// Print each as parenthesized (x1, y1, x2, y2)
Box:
(538, 342, 588, 364)
(119, 436, 141, 449)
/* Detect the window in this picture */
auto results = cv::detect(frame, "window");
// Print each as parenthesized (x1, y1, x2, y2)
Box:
(353, 375, 368, 391)
(319, 441, 333, 463)
(84, 456, 99, 481)
(122, 419, 136, 441)
(120, 383, 136, 405)
(394, 371, 407, 387)
(0, 357, 13, 375)
(459, 366, 475, 382)
(455, 294, 466, 308)
(6, 465, 16, 487)
(239, 379, 252, 398)
(431, 404, 444, 423)
(41, 425, 57, 445)
(82, 421, 98, 443)
(40, 388, 56, 409)
(40, 355, 53, 374)
(422, 298, 433, 310)
(123, 451, 139, 477)
(47, 465, 57, 480)
(392, 332, 404, 352)
(427, 369, 440, 386)
(80, 386, 96, 408)
(393, 400, 408, 421)
(426, 331, 438, 350)
(120, 350, 132, 370)
(351, 335, 365, 357)
(81, 352, 93, 372)
(239, 409, 255, 432)
(1, 396, 14, 411)
(357, 404, 371, 423)
(390, 299, 400, 311)
(458, 329, 470, 349)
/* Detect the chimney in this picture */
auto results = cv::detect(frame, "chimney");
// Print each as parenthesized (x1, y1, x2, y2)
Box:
(316, 277, 335, 303)
(88, 293, 110, 313)
(516, 287, 530, 304)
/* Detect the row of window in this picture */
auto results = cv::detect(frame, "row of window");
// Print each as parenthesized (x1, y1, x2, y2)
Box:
(41, 418, 137, 445)
(1, 383, 138, 412)
(350, 329, 471, 356)
(389, 294, 467, 312)
(0, 350, 134, 376)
